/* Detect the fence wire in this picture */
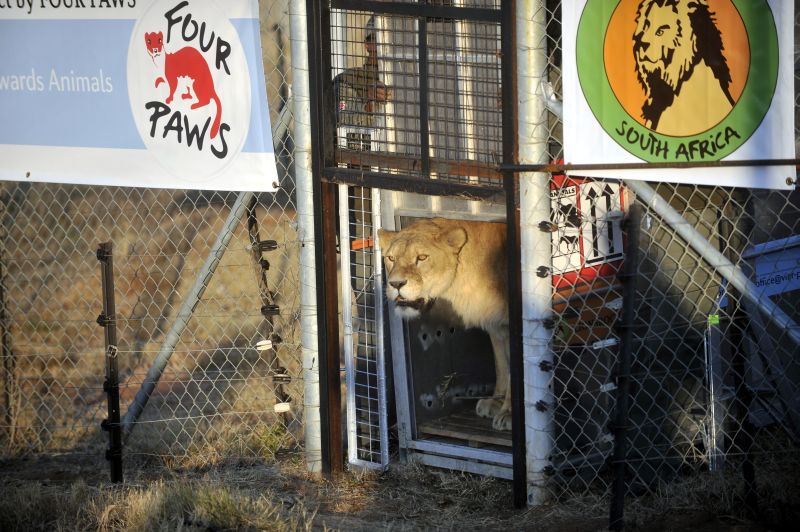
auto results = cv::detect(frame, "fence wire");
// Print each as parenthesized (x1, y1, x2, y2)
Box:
(0, 1, 302, 465)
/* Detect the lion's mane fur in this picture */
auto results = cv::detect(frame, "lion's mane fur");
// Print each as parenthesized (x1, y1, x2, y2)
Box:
(633, 0, 734, 129)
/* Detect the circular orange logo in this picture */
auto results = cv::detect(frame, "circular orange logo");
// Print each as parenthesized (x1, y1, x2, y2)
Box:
(578, 0, 778, 162)
(604, 0, 750, 137)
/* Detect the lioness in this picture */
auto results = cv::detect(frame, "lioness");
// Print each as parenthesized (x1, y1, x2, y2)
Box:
(377, 218, 512, 431)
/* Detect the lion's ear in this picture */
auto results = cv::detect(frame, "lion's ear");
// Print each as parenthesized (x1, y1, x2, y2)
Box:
(377, 229, 397, 251)
(441, 227, 467, 253)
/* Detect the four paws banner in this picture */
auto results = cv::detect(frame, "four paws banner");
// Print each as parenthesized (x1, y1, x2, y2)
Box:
(0, 0, 278, 192)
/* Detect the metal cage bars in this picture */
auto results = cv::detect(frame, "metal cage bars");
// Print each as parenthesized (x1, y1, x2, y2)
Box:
(305, 0, 528, 504)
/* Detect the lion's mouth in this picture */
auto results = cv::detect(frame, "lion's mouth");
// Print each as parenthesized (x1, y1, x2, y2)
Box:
(394, 297, 428, 311)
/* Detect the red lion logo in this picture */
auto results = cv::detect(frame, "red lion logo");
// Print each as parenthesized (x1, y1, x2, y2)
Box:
(144, 31, 222, 139)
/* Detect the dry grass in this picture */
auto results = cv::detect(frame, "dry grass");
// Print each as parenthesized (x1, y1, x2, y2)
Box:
(2, 448, 799, 531)
(0, 478, 314, 532)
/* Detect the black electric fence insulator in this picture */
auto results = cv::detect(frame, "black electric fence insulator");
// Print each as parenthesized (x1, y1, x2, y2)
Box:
(538, 221, 558, 233)
(542, 465, 556, 477)
(534, 400, 550, 412)
(261, 304, 281, 316)
(271, 334, 283, 345)
(97, 314, 112, 326)
(542, 318, 556, 330)
(539, 360, 554, 372)
(255, 240, 278, 252)
(272, 367, 292, 384)
(536, 266, 551, 278)
(260, 258, 271, 271)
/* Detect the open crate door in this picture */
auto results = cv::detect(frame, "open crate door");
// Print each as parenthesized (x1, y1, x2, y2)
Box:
(340, 185, 390, 469)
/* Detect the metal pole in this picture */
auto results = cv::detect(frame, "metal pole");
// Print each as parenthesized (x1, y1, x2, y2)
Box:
(97, 242, 123, 483)
(502, 0, 526, 508)
(340, 184, 357, 465)
(306, 0, 343, 476)
(289, 0, 322, 473)
(624, 180, 800, 348)
(121, 191, 254, 438)
(718, 195, 758, 518)
(371, 187, 390, 467)
(0, 250, 15, 443)
(609, 205, 640, 530)
(517, 0, 554, 507)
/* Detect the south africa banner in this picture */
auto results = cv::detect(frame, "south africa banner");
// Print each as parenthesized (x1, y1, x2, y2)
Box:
(0, 0, 277, 192)
(564, 0, 795, 189)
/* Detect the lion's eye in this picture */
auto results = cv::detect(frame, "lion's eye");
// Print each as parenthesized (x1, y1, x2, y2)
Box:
(417, 255, 428, 262)
(386, 256, 394, 262)
(655, 25, 668, 37)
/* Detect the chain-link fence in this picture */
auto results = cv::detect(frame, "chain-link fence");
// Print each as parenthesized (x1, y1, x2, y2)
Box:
(540, 0, 800, 505)
(0, 1, 303, 466)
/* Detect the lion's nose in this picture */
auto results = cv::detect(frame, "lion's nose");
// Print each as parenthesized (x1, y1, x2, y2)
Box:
(390, 280, 407, 290)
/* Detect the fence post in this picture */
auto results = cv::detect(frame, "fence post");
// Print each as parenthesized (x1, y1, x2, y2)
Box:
(609, 205, 640, 530)
(290, 0, 322, 474)
(97, 242, 123, 483)
(516, 0, 555, 506)
(0, 250, 17, 447)
(718, 194, 758, 517)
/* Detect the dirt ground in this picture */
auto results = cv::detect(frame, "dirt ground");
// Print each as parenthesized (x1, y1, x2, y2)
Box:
(0, 450, 791, 531)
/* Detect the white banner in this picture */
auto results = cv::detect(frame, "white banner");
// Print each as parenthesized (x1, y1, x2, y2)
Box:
(0, 0, 278, 192)
(563, 0, 795, 189)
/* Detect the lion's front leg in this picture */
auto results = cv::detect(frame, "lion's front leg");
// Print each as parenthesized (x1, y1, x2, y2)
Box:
(493, 385, 512, 431)
(476, 327, 512, 431)
(476, 397, 503, 418)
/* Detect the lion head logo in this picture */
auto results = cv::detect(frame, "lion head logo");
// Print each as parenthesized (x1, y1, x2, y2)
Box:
(633, 0, 736, 134)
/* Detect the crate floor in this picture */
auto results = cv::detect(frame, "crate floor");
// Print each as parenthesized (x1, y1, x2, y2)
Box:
(418, 407, 512, 448)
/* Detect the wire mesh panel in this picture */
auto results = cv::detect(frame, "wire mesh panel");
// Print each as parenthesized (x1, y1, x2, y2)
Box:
(330, 3, 504, 188)
(340, 185, 389, 468)
(0, 188, 303, 462)
(0, 1, 303, 466)
(541, 187, 800, 502)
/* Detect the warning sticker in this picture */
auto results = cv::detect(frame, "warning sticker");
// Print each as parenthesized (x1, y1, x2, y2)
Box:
(550, 175, 626, 288)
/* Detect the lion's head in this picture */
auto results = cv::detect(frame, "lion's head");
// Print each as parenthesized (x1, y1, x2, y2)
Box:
(377, 219, 468, 319)
(633, 0, 732, 129)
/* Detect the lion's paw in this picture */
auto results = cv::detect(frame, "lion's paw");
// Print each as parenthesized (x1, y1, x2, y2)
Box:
(492, 407, 512, 432)
(476, 397, 502, 419)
